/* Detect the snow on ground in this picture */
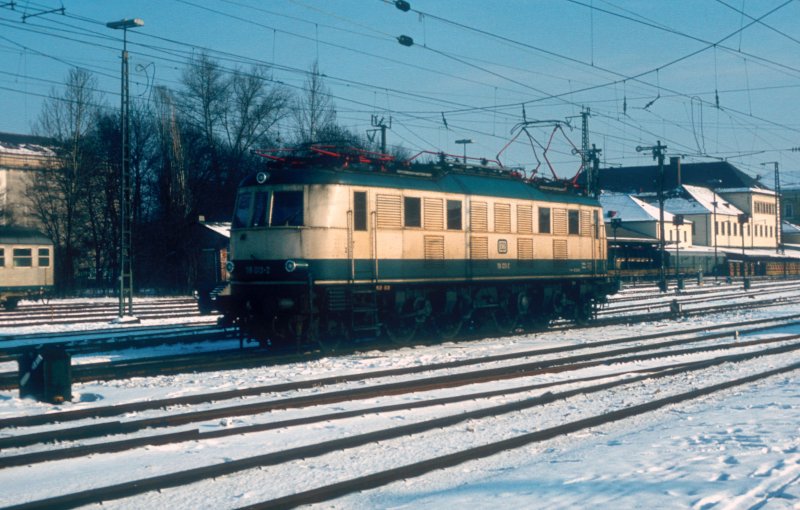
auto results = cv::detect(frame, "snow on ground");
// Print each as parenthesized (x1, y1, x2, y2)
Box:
(0, 290, 799, 508)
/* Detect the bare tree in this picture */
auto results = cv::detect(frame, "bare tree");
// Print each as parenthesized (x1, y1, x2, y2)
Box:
(180, 52, 229, 152)
(30, 68, 101, 292)
(292, 61, 336, 144)
(223, 65, 290, 162)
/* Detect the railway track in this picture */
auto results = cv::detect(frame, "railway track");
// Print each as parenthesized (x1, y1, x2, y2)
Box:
(0, 280, 797, 389)
(2, 320, 799, 509)
(0, 296, 210, 329)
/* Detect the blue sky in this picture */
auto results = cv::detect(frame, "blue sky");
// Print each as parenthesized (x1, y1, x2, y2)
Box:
(1, 0, 799, 184)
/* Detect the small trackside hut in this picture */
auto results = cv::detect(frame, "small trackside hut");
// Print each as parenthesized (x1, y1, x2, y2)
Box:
(219, 145, 618, 349)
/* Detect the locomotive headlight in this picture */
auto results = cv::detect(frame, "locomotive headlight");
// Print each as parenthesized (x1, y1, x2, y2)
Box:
(226, 261, 235, 273)
(256, 172, 270, 184)
(284, 259, 309, 273)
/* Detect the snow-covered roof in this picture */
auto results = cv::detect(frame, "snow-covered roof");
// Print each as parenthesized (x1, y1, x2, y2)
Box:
(664, 184, 742, 217)
(782, 221, 800, 235)
(201, 222, 231, 238)
(599, 193, 687, 223)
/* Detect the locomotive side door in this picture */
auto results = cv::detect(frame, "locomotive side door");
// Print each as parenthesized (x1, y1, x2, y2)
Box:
(349, 189, 376, 283)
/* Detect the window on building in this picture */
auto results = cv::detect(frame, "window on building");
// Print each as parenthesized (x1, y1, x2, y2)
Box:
(785, 203, 794, 218)
(715, 221, 719, 235)
(271, 190, 304, 226)
(568, 210, 579, 235)
(354, 191, 368, 231)
(538, 207, 551, 234)
(404, 197, 421, 227)
(447, 200, 462, 230)
(733, 223, 738, 236)
(38, 248, 50, 267)
(13, 248, 32, 267)
(0, 248, 4, 267)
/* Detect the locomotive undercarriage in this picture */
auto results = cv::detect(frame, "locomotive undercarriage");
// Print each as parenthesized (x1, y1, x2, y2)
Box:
(229, 279, 611, 351)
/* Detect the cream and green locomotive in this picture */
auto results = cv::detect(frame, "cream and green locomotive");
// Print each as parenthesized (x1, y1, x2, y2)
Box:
(221, 147, 616, 347)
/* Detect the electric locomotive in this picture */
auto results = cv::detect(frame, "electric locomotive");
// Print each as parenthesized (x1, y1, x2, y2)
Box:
(220, 145, 617, 348)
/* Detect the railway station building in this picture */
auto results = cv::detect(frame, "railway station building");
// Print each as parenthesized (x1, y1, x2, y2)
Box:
(0, 132, 56, 229)
(598, 159, 779, 252)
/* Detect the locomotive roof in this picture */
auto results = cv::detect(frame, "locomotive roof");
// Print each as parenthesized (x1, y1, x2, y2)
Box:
(0, 225, 53, 245)
(241, 165, 601, 206)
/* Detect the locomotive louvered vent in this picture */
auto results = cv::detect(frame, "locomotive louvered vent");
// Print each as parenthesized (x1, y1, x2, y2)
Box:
(518, 238, 534, 260)
(553, 239, 568, 260)
(376, 194, 402, 228)
(517, 204, 533, 234)
(470, 201, 488, 232)
(494, 203, 511, 233)
(424, 198, 444, 230)
(553, 208, 568, 236)
(470, 236, 489, 259)
(424, 236, 445, 259)
(580, 210, 592, 236)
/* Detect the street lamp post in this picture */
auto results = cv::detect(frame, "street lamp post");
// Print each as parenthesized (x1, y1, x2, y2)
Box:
(107, 18, 143, 320)
(673, 214, 684, 289)
(708, 179, 722, 280)
(455, 139, 473, 165)
(739, 213, 750, 289)
(635, 141, 667, 292)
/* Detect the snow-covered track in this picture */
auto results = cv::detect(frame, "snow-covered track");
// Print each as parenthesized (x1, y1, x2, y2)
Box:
(0, 297, 206, 329)
(3, 334, 800, 509)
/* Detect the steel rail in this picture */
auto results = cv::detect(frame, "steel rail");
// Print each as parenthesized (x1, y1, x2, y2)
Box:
(2, 328, 799, 452)
(6, 345, 800, 510)
(2, 313, 799, 430)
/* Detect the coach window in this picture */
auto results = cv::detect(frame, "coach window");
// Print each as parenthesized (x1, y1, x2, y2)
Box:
(271, 190, 304, 226)
(38, 248, 50, 267)
(13, 248, 32, 267)
(538, 207, 551, 234)
(568, 210, 579, 235)
(233, 191, 252, 228)
(353, 191, 368, 231)
(404, 197, 421, 227)
(447, 200, 462, 230)
(251, 191, 270, 227)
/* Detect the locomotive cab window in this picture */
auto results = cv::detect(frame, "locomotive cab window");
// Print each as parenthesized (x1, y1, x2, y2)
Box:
(38, 248, 50, 267)
(538, 207, 551, 234)
(404, 197, 421, 227)
(13, 248, 32, 267)
(568, 210, 580, 235)
(233, 192, 252, 228)
(251, 191, 270, 227)
(354, 191, 368, 231)
(447, 200, 462, 230)
(271, 190, 304, 226)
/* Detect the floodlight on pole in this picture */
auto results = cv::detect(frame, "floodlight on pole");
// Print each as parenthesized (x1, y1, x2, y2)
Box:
(455, 139, 473, 164)
(108, 17, 143, 321)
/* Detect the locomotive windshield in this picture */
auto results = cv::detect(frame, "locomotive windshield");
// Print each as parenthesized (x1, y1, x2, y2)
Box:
(232, 189, 304, 228)
(233, 192, 251, 228)
(271, 191, 304, 226)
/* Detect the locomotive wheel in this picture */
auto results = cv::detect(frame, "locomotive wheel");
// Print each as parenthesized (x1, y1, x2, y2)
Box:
(317, 315, 347, 353)
(385, 297, 428, 344)
(574, 301, 593, 325)
(434, 295, 468, 340)
(493, 291, 521, 335)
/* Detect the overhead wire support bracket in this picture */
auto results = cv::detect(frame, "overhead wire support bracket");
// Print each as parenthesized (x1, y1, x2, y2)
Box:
(21, 6, 64, 22)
